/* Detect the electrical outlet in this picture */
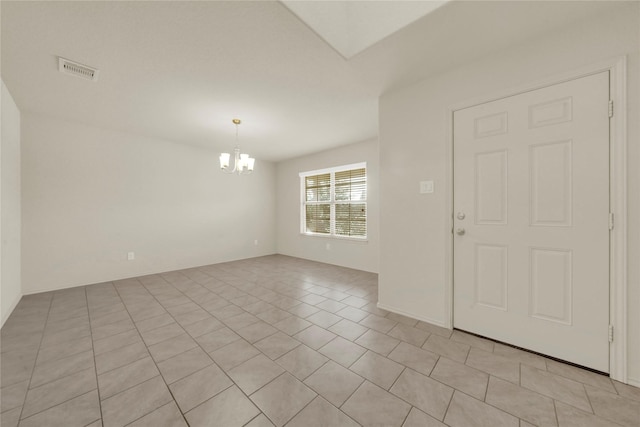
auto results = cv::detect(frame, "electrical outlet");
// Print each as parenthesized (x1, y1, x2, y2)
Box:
(127, 252, 135, 261)
(326, 243, 331, 250)
(254, 240, 258, 246)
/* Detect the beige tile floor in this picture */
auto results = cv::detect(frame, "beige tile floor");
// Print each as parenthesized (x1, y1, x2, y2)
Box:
(1, 255, 639, 427)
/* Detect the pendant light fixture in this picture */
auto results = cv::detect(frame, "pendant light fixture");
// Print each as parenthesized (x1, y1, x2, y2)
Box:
(219, 118, 255, 175)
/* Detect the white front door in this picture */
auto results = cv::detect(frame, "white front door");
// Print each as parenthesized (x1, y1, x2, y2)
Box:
(453, 72, 610, 372)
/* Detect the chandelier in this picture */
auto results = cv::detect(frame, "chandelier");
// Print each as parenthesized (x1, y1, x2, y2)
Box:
(219, 119, 255, 175)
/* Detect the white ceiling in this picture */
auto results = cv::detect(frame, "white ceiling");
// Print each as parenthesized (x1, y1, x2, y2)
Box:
(281, 1, 450, 58)
(1, 1, 621, 162)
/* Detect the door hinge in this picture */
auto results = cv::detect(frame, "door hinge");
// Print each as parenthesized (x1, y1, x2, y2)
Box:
(608, 100, 614, 118)
(609, 212, 614, 230)
(609, 324, 614, 343)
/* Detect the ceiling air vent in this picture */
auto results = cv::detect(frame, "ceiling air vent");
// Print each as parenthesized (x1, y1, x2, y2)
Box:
(58, 57, 99, 82)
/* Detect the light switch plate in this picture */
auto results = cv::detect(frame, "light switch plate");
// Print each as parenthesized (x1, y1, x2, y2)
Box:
(420, 180, 434, 194)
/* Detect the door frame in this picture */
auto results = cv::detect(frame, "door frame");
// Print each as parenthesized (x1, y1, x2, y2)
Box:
(443, 57, 628, 383)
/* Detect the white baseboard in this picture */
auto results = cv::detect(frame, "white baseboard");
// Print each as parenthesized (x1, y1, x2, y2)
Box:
(376, 302, 448, 329)
(23, 280, 96, 296)
(1, 292, 23, 328)
(627, 377, 640, 388)
(22, 253, 281, 296)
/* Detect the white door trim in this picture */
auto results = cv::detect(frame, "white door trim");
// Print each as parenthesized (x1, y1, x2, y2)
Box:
(444, 57, 628, 383)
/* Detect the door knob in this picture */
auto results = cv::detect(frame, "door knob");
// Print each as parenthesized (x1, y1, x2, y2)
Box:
(457, 212, 466, 220)
(456, 228, 466, 236)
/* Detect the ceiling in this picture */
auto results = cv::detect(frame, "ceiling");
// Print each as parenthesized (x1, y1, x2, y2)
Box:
(1, 1, 621, 162)
(281, 1, 450, 58)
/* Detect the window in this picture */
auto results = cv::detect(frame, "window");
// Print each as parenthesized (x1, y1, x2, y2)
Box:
(300, 163, 367, 239)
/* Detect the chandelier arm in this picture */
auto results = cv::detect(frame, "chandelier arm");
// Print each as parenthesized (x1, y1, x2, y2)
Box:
(221, 148, 240, 174)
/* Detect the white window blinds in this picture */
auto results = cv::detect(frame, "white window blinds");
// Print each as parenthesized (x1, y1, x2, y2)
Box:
(305, 173, 330, 234)
(301, 164, 367, 239)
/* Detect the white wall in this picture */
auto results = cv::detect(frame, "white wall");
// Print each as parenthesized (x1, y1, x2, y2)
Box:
(1, 80, 22, 326)
(21, 113, 276, 293)
(378, 4, 640, 381)
(276, 138, 379, 273)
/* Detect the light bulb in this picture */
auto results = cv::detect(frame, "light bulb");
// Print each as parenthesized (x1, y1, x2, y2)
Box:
(240, 153, 249, 169)
(219, 153, 230, 169)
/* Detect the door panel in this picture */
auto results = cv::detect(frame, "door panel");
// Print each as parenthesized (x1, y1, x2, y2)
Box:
(475, 150, 508, 224)
(474, 243, 508, 311)
(529, 247, 572, 325)
(529, 140, 572, 226)
(453, 72, 610, 372)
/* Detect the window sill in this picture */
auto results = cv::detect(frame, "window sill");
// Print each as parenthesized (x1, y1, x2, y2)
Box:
(300, 233, 368, 243)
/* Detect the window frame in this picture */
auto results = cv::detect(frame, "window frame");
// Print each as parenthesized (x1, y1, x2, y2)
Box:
(299, 162, 368, 241)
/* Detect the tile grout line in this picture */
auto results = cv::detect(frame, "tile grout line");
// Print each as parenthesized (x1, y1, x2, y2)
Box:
(480, 358, 490, 402)
(179, 262, 532, 426)
(334, 372, 366, 412)
(438, 377, 457, 424)
(93, 343, 149, 377)
(8, 257, 629, 427)
(397, 403, 413, 427)
(16, 349, 96, 390)
(581, 382, 597, 415)
(17, 289, 97, 420)
(387, 365, 458, 422)
(471, 374, 588, 426)
(163, 263, 371, 425)
(116, 280, 219, 426)
(241, 413, 263, 427)
(552, 399, 561, 427)
(16, 292, 54, 423)
(120, 401, 188, 427)
(387, 366, 407, 392)
(111, 277, 194, 426)
(17, 388, 99, 425)
(168, 377, 234, 419)
(87, 282, 137, 427)
(88, 306, 132, 331)
(125, 272, 280, 424)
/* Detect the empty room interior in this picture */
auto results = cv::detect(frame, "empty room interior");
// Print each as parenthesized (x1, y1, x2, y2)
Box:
(1, 1, 640, 426)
